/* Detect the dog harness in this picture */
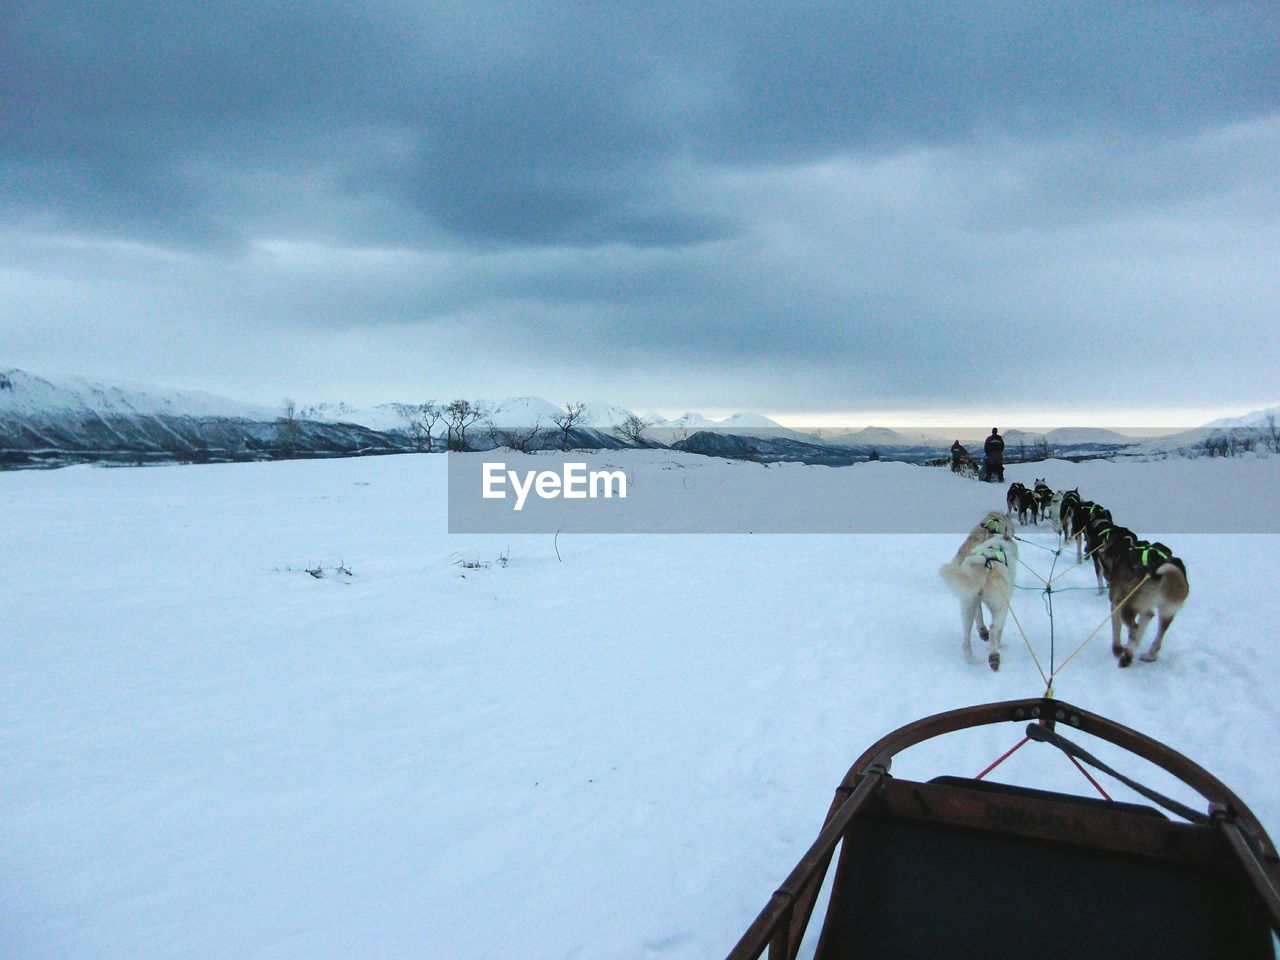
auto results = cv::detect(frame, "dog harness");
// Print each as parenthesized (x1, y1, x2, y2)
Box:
(1085, 508, 1113, 529)
(981, 517, 1004, 534)
(1128, 542, 1183, 575)
(972, 543, 1009, 568)
(1139, 545, 1168, 566)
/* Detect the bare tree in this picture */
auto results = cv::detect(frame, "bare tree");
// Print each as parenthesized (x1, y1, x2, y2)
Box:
(550, 401, 591, 451)
(1201, 433, 1235, 458)
(485, 418, 544, 453)
(277, 397, 301, 454)
(445, 399, 486, 451)
(422, 402, 445, 452)
(613, 413, 652, 447)
(402, 401, 444, 452)
(1265, 411, 1279, 454)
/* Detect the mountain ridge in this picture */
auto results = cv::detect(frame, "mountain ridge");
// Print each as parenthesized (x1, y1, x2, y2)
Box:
(3, 365, 1270, 468)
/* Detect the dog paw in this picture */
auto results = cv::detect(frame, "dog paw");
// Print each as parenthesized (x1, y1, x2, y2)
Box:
(1111, 644, 1123, 657)
(988, 652, 1000, 672)
(1139, 651, 1158, 663)
(977, 625, 989, 641)
(1118, 651, 1133, 668)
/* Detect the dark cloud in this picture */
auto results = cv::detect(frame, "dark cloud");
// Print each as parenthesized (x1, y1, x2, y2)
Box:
(2, 1, 1278, 414)
(6, 0, 1277, 246)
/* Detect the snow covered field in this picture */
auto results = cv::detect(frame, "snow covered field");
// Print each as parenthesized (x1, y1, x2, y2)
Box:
(3, 452, 1278, 959)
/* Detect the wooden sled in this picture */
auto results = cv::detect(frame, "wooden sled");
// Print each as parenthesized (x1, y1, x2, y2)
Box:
(726, 697, 1280, 960)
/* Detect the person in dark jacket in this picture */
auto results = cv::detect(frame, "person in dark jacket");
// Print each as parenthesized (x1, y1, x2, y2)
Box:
(983, 428, 1005, 482)
(950, 439, 967, 474)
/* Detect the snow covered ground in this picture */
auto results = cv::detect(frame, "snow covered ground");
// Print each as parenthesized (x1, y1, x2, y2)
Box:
(2, 453, 1278, 959)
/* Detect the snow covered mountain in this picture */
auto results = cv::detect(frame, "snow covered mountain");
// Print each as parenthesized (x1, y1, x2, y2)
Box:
(1001, 427, 1138, 447)
(305, 396, 621, 431)
(645, 410, 795, 443)
(479, 396, 565, 426)
(993, 427, 1143, 458)
(0, 371, 660, 466)
(1042, 427, 1140, 446)
(578, 401, 635, 429)
(1126, 407, 1280, 458)
(822, 426, 949, 448)
(0, 368, 277, 421)
(302, 396, 787, 437)
(648, 410, 786, 431)
(8, 364, 1267, 469)
(719, 412, 782, 429)
(653, 411, 720, 429)
(1202, 405, 1280, 429)
(299, 401, 423, 433)
(0, 368, 411, 467)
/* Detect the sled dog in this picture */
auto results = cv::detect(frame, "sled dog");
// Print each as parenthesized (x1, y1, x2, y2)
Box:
(1060, 491, 1099, 561)
(1092, 523, 1139, 589)
(1105, 543, 1189, 668)
(952, 511, 1014, 563)
(940, 529, 1019, 672)
(1033, 479, 1053, 515)
(1006, 482, 1027, 517)
(1080, 507, 1116, 593)
(1012, 487, 1039, 525)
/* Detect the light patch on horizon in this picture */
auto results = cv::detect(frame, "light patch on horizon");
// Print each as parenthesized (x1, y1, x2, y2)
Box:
(759, 408, 1266, 438)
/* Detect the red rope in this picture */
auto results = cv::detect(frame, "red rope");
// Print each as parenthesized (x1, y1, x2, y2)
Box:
(1067, 753, 1113, 801)
(975, 725, 1113, 800)
(974, 735, 1030, 780)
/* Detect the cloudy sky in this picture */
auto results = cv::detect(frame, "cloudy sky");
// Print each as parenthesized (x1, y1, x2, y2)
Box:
(3, 1, 1277, 425)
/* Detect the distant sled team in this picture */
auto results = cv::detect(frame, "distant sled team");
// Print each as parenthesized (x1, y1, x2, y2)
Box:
(941, 479, 1190, 671)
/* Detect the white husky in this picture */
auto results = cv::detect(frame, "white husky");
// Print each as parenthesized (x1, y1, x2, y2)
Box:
(939, 530, 1019, 671)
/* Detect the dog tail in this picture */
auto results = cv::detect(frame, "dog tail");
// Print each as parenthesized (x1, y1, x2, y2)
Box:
(1154, 562, 1190, 606)
(939, 561, 978, 598)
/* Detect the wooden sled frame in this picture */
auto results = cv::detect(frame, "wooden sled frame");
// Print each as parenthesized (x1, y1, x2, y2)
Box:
(726, 697, 1280, 960)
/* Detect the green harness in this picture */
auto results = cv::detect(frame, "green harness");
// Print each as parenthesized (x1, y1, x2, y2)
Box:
(1134, 544, 1171, 568)
(972, 542, 1009, 568)
(1124, 541, 1185, 577)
